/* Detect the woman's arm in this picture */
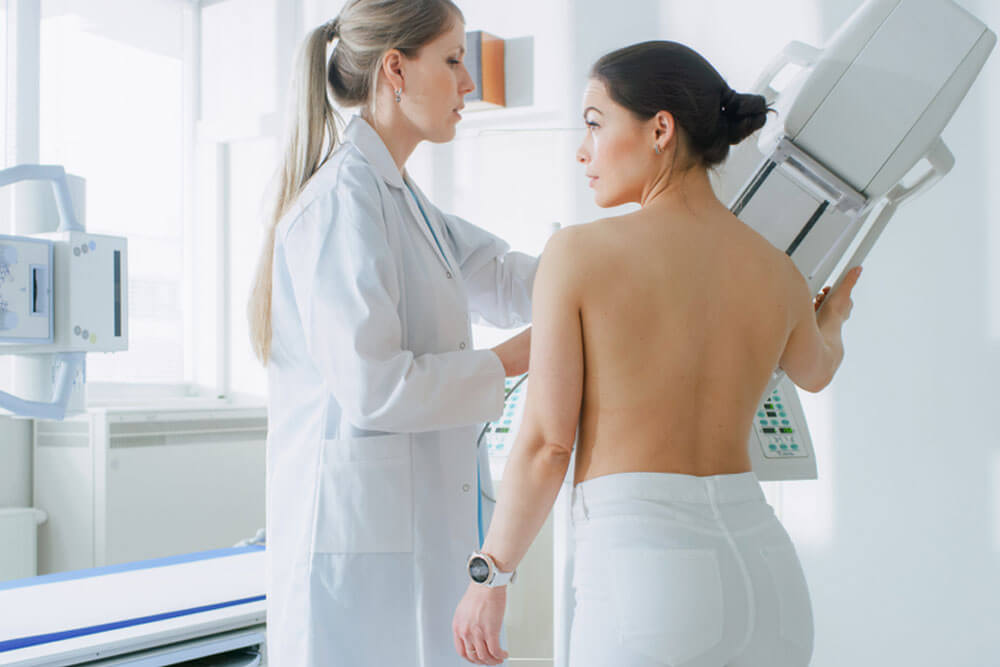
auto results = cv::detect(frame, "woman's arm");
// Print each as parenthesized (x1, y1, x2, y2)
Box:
(285, 162, 506, 433)
(452, 228, 585, 664)
(441, 212, 539, 327)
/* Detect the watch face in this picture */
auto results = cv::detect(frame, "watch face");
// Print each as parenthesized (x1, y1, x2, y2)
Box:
(469, 556, 490, 584)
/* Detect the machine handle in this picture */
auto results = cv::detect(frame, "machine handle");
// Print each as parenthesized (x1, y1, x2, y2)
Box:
(0, 352, 84, 420)
(751, 41, 823, 104)
(885, 138, 955, 207)
(821, 139, 953, 304)
(0, 164, 84, 233)
(763, 138, 954, 397)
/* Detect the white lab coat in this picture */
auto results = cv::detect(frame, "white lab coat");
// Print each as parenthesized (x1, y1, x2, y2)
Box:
(265, 116, 537, 666)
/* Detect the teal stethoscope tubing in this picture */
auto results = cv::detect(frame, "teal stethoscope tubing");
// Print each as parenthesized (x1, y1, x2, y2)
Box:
(404, 178, 527, 547)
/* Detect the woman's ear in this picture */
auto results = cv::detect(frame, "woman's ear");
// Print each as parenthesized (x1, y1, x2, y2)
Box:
(652, 110, 676, 152)
(381, 49, 405, 92)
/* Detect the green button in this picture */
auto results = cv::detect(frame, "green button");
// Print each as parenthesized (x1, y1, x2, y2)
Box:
(780, 444, 788, 450)
(771, 420, 779, 425)
(791, 444, 799, 450)
(777, 403, 784, 410)
(780, 427, 794, 434)
(758, 412, 766, 418)
(780, 412, 787, 418)
(760, 420, 767, 426)
(782, 420, 790, 425)
(769, 444, 778, 451)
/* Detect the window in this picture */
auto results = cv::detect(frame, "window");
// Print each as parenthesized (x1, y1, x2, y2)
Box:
(1, 0, 10, 386)
(0, 0, 7, 169)
(40, 0, 188, 383)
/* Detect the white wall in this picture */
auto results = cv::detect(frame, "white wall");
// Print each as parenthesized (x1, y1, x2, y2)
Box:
(423, 0, 1000, 664)
(793, 1, 1000, 664)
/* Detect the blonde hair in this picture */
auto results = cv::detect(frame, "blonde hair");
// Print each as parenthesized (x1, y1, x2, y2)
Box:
(248, 0, 463, 364)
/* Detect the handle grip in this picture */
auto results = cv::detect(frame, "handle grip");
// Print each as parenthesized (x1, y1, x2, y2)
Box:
(0, 352, 84, 420)
(751, 41, 823, 104)
(0, 164, 83, 233)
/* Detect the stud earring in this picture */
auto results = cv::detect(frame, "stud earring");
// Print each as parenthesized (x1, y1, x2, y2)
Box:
(654, 144, 662, 155)
(395, 89, 402, 104)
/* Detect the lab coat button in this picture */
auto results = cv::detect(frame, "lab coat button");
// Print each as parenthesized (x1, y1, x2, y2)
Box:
(446, 271, 453, 279)
(459, 342, 466, 350)
(462, 484, 471, 492)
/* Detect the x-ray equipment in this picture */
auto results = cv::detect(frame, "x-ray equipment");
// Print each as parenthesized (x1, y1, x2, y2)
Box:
(0, 165, 128, 420)
(734, 0, 994, 480)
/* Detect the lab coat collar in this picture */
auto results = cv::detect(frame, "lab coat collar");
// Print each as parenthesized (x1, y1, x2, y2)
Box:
(344, 115, 406, 190)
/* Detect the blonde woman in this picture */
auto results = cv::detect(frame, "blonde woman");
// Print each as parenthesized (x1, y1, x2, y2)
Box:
(247, 1, 536, 664)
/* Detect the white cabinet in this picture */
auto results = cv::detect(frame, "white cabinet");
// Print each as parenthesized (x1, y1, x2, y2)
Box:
(33, 403, 266, 574)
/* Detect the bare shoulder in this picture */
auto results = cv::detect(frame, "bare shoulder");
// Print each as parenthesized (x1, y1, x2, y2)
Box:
(542, 220, 614, 267)
(537, 225, 589, 288)
(537, 219, 619, 298)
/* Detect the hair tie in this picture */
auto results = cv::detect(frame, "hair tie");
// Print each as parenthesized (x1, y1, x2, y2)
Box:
(721, 88, 739, 116)
(324, 18, 340, 42)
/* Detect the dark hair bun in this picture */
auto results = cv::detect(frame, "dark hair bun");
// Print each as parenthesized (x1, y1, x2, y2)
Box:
(592, 42, 774, 167)
(723, 91, 769, 145)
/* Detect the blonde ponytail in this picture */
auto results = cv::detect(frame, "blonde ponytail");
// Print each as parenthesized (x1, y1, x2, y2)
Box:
(248, 0, 464, 365)
(248, 23, 340, 364)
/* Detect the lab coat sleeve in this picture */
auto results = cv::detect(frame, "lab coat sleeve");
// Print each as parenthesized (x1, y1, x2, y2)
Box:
(440, 212, 538, 329)
(285, 161, 505, 433)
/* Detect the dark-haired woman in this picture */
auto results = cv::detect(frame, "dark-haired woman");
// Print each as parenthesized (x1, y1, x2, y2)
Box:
(453, 41, 861, 666)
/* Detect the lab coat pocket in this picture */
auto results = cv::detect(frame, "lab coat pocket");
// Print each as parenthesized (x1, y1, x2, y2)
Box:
(761, 543, 814, 654)
(313, 434, 414, 554)
(609, 547, 724, 666)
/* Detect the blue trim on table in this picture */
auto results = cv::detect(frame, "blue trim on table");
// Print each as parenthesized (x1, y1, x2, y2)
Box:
(0, 595, 266, 653)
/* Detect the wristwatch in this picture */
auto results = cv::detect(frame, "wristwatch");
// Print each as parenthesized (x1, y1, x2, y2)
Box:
(467, 551, 516, 588)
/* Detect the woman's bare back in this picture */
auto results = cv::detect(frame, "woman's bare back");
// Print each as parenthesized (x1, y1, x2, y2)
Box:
(573, 204, 801, 484)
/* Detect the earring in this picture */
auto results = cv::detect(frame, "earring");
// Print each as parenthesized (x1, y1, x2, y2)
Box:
(654, 144, 662, 155)
(395, 88, 402, 104)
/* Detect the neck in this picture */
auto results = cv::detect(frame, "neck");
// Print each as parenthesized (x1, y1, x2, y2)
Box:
(639, 163, 720, 214)
(364, 97, 421, 173)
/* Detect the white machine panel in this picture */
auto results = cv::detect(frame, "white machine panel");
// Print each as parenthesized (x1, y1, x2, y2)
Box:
(485, 375, 528, 479)
(762, 0, 996, 197)
(11, 232, 128, 354)
(0, 236, 53, 344)
(748, 376, 816, 481)
(50, 231, 127, 353)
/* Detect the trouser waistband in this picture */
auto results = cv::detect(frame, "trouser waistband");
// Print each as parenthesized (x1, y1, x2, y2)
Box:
(572, 471, 764, 521)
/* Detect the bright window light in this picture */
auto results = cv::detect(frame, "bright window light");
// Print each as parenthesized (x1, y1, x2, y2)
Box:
(40, 2, 187, 384)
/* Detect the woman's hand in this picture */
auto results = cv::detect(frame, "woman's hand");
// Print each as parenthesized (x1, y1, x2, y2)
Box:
(815, 266, 862, 325)
(490, 327, 531, 377)
(452, 583, 509, 665)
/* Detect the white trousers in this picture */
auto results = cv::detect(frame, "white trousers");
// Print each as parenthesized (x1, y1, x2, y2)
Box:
(568, 472, 813, 667)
